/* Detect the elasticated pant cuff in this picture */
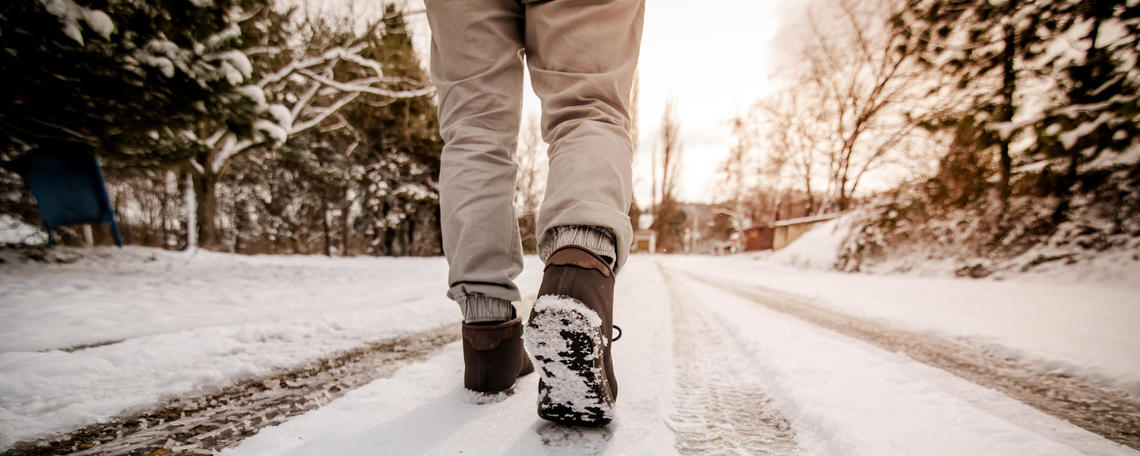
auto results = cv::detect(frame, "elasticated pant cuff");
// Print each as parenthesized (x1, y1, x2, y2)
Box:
(538, 225, 617, 268)
(458, 293, 515, 323)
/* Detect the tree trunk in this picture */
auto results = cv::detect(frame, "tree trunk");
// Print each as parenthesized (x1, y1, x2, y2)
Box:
(183, 171, 197, 250)
(161, 179, 169, 249)
(998, 141, 1012, 202)
(322, 206, 332, 256)
(194, 171, 219, 249)
(803, 174, 815, 215)
(113, 191, 126, 245)
(997, 0, 1018, 205)
(406, 217, 416, 256)
(231, 197, 244, 254)
(838, 173, 850, 211)
(341, 200, 351, 256)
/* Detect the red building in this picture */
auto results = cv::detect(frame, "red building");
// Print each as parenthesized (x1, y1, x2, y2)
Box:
(743, 226, 774, 251)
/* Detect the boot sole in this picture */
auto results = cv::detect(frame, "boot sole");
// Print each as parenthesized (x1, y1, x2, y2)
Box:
(523, 295, 614, 426)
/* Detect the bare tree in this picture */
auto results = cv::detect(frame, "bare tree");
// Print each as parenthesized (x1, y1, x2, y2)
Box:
(656, 98, 683, 211)
(651, 98, 685, 252)
(721, 92, 822, 227)
(752, 90, 825, 215)
(514, 114, 546, 251)
(717, 115, 765, 227)
(794, 0, 935, 210)
(514, 114, 545, 217)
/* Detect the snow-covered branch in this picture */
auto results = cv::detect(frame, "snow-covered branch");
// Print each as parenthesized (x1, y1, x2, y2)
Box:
(290, 93, 361, 135)
(210, 135, 256, 174)
(295, 68, 434, 99)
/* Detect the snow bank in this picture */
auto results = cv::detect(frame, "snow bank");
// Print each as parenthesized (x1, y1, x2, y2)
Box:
(0, 216, 47, 246)
(767, 215, 856, 270)
(764, 207, 1140, 290)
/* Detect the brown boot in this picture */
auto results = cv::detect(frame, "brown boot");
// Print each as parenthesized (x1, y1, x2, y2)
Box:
(523, 246, 620, 426)
(462, 316, 534, 394)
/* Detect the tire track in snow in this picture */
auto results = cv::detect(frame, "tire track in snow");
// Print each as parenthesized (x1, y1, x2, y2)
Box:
(3, 324, 458, 456)
(662, 266, 798, 455)
(677, 268, 1140, 451)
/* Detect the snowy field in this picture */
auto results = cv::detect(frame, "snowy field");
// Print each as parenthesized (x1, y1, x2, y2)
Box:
(1, 246, 1138, 454)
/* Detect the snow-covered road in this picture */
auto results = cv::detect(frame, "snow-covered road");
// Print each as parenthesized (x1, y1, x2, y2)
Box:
(2, 249, 1138, 454)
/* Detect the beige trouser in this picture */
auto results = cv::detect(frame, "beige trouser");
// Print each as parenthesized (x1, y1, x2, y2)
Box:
(427, 0, 644, 313)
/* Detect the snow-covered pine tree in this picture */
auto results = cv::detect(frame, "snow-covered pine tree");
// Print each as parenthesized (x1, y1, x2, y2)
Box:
(1, 0, 272, 164)
(897, 0, 1061, 203)
(1030, 1, 1139, 198)
(185, 4, 434, 250)
(899, 0, 1138, 202)
(1, 0, 275, 236)
(216, 4, 441, 256)
(835, 0, 1140, 274)
(343, 5, 442, 256)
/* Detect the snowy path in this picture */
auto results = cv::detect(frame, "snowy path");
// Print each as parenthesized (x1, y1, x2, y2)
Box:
(224, 258, 1135, 455)
(3, 250, 1139, 454)
(675, 268, 1140, 450)
(659, 266, 1135, 455)
(219, 256, 680, 455)
(667, 268, 796, 454)
(662, 255, 1140, 396)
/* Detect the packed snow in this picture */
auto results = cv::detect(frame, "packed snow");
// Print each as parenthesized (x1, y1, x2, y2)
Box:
(223, 263, 677, 455)
(659, 272, 1133, 456)
(223, 256, 1134, 455)
(524, 295, 612, 421)
(767, 216, 854, 270)
(1, 246, 1137, 454)
(665, 254, 1140, 397)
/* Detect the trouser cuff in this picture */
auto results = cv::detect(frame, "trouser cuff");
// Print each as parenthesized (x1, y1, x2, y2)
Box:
(538, 225, 617, 268)
(458, 294, 515, 324)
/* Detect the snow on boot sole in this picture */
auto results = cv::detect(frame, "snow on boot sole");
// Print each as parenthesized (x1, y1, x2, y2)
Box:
(523, 295, 614, 426)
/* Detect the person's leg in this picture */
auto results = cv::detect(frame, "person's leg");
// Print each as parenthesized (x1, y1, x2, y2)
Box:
(524, 0, 645, 272)
(521, 0, 645, 426)
(427, 0, 526, 323)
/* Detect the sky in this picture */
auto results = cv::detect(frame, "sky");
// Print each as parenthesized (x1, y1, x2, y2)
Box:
(298, 0, 799, 204)
(628, 0, 787, 203)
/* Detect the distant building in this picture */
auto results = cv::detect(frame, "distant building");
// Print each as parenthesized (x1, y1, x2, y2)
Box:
(632, 229, 656, 253)
(772, 213, 843, 250)
(632, 213, 657, 253)
(742, 226, 774, 251)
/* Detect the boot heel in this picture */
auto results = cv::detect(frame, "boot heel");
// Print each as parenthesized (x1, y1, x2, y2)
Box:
(462, 318, 531, 394)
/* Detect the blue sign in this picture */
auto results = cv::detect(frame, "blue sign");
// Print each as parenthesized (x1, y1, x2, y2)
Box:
(5, 149, 123, 246)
